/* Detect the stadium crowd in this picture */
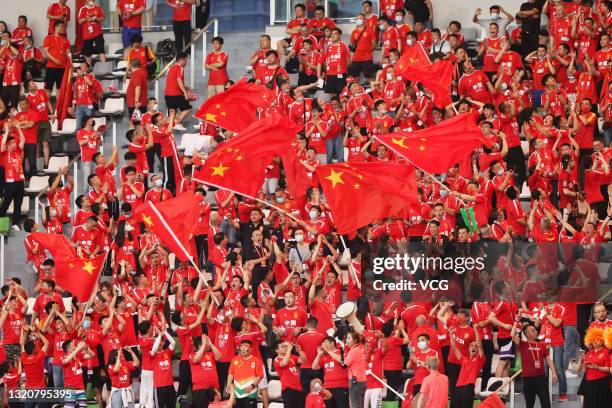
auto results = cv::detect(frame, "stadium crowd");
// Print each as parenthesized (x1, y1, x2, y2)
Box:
(0, 1, 610, 408)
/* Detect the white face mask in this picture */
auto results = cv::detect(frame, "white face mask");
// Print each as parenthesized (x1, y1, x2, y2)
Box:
(407, 39, 414, 46)
(378, 24, 385, 31)
(418, 341, 427, 351)
(386, 73, 393, 81)
(355, 19, 364, 27)
(154, 179, 163, 187)
(50, 209, 57, 217)
(500, 82, 508, 91)
(395, 16, 403, 23)
(309, 210, 318, 220)
(491, 12, 500, 19)
(295, 234, 304, 243)
(125, 224, 134, 232)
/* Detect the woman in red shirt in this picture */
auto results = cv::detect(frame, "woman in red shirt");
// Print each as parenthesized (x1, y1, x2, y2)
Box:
(107, 347, 140, 407)
(578, 327, 611, 408)
(205, 36, 229, 96)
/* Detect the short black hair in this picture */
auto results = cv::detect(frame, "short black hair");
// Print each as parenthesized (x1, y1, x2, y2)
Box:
(212, 36, 223, 45)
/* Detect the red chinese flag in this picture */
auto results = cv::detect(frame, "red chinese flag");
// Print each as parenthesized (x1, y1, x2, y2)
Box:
(316, 162, 419, 234)
(280, 143, 312, 214)
(396, 42, 431, 69)
(194, 78, 275, 133)
(193, 114, 299, 197)
(479, 394, 506, 408)
(55, 254, 105, 301)
(55, 62, 73, 130)
(133, 193, 201, 263)
(397, 59, 454, 108)
(376, 114, 487, 174)
(30, 232, 77, 259)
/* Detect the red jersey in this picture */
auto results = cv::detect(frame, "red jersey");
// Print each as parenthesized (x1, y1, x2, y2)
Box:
(43, 34, 70, 69)
(152, 348, 174, 387)
(109, 361, 135, 388)
(323, 41, 350, 75)
(117, 0, 145, 28)
(189, 351, 220, 390)
(165, 63, 184, 96)
(78, 4, 104, 40)
(47, 2, 71, 34)
(273, 355, 303, 391)
(458, 70, 491, 103)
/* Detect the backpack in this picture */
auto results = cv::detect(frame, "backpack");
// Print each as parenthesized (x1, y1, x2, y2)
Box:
(156, 39, 176, 59)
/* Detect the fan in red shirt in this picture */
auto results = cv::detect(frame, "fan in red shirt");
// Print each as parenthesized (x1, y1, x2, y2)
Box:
(43, 21, 71, 91)
(312, 337, 349, 406)
(205, 38, 229, 95)
(273, 291, 308, 342)
(451, 329, 485, 407)
(255, 50, 288, 90)
(189, 335, 223, 405)
(77, 1, 106, 65)
(126, 60, 148, 116)
(276, 3, 309, 57)
(107, 347, 140, 400)
(274, 342, 306, 405)
(116, 0, 146, 47)
(62, 340, 95, 402)
(47, 0, 71, 34)
(21, 329, 49, 390)
(458, 60, 494, 103)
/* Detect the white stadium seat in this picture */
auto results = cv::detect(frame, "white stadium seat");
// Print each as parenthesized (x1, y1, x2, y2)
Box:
(45, 156, 69, 174)
(25, 176, 50, 194)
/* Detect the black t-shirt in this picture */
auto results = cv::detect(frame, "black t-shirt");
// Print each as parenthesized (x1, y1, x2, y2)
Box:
(405, 0, 430, 23)
(520, 2, 541, 33)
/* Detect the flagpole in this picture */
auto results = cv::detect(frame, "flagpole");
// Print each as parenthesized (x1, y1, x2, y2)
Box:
(78, 254, 106, 325)
(373, 135, 468, 207)
(339, 236, 360, 290)
(192, 177, 304, 224)
(367, 371, 405, 401)
(146, 201, 220, 306)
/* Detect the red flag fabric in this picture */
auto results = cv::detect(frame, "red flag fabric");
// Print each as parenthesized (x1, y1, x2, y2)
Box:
(30, 232, 77, 259)
(193, 114, 299, 197)
(29, 233, 104, 301)
(280, 142, 312, 214)
(55, 254, 106, 301)
(194, 78, 275, 133)
(133, 193, 201, 263)
(396, 42, 431, 69)
(376, 114, 488, 174)
(397, 59, 454, 108)
(316, 162, 419, 234)
(479, 393, 506, 408)
(55, 61, 73, 130)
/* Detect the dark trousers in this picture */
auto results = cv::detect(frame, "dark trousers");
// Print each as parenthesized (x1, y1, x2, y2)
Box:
(446, 362, 461, 405)
(282, 388, 306, 408)
(523, 376, 551, 408)
(217, 361, 230, 396)
(192, 389, 212, 407)
(0, 85, 20, 110)
(453, 385, 475, 408)
(146, 142, 162, 173)
(0, 181, 24, 225)
(577, 303, 594, 347)
(235, 398, 257, 408)
(195, 234, 207, 268)
(325, 388, 349, 408)
(163, 155, 176, 194)
(155, 385, 176, 408)
(177, 359, 192, 396)
(504, 146, 527, 190)
(481, 339, 494, 391)
(382, 370, 402, 401)
(578, 148, 594, 190)
(195, 0, 210, 29)
(300, 367, 324, 394)
(24, 143, 37, 176)
(173, 20, 192, 55)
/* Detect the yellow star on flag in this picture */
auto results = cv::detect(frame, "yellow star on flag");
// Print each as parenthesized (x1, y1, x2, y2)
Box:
(204, 113, 217, 122)
(353, 183, 361, 189)
(220, 111, 227, 116)
(325, 169, 345, 188)
(215, 104, 222, 109)
(235, 155, 243, 161)
(69, 263, 75, 268)
(82, 261, 96, 275)
(392, 137, 409, 149)
(419, 145, 426, 151)
(211, 163, 229, 177)
(142, 214, 154, 227)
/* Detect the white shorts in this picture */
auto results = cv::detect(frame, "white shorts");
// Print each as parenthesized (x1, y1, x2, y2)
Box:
(257, 368, 268, 390)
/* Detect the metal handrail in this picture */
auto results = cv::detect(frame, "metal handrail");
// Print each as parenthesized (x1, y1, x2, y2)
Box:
(153, 18, 219, 82)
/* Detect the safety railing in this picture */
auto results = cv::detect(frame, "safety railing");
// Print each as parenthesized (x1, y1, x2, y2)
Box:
(269, 0, 374, 25)
(153, 18, 219, 99)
